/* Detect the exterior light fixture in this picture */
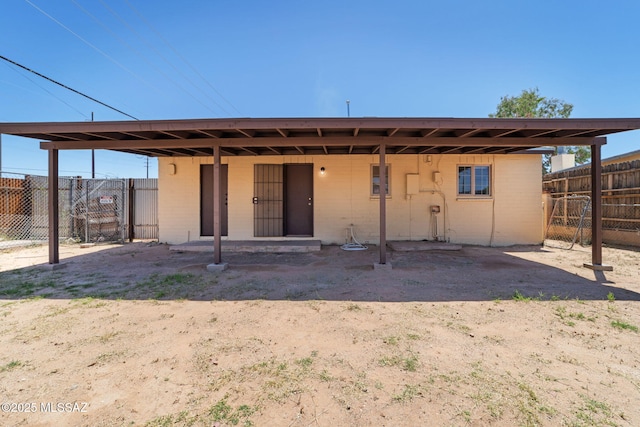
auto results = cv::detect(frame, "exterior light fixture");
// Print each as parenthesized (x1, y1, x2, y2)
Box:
(320, 167, 326, 175)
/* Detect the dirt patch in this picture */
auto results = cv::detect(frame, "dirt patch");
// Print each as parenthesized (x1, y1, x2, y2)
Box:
(0, 242, 639, 426)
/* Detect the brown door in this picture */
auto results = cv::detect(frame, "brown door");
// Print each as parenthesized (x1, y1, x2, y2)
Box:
(200, 164, 228, 236)
(284, 164, 313, 236)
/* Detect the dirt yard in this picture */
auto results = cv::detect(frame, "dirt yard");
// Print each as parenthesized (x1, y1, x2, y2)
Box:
(0, 241, 638, 426)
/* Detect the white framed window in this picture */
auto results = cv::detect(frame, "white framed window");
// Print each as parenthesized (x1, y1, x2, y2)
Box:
(458, 165, 491, 197)
(371, 164, 391, 197)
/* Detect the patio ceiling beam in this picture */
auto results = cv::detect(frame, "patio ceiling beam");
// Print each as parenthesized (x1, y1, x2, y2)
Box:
(353, 128, 360, 137)
(387, 128, 400, 137)
(457, 129, 483, 138)
(235, 129, 255, 138)
(491, 129, 522, 137)
(561, 129, 603, 138)
(526, 129, 561, 138)
(196, 129, 221, 138)
(276, 128, 289, 137)
(462, 146, 491, 154)
(121, 131, 153, 140)
(39, 136, 600, 150)
(421, 128, 440, 137)
(419, 146, 438, 154)
(84, 132, 118, 140)
(440, 146, 463, 154)
(239, 146, 259, 155)
(160, 130, 184, 139)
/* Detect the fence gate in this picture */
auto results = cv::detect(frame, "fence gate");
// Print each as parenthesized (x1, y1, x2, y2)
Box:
(544, 196, 591, 249)
(71, 179, 126, 243)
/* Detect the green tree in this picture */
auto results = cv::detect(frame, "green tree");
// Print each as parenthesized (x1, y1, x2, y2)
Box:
(490, 88, 590, 173)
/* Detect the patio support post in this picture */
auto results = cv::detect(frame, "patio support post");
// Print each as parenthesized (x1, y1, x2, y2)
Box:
(48, 148, 59, 264)
(584, 138, 612, 271)
(375, 143, 390, 269)
(213, 144, 222, 264)
(207, 144, 227, 271)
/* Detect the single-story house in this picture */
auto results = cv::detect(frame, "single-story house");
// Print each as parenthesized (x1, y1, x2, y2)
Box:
(2, 117, 640, 270)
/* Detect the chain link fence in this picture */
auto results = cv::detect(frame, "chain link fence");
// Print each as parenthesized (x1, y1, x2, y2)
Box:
(0, 173, 157, 249)
(545, 196, 640, 249)
(544, 196, 591, 249)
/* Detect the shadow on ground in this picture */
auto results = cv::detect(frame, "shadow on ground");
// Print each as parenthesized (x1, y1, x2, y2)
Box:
(0, 242, 638, 303)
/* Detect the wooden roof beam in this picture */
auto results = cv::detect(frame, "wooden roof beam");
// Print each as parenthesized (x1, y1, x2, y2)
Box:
(160, 130, 183, 139)
(441, 146, 463, 154)
(419, 146, 438, 154)
(561, 129, 603, 138)
(235, 129, 255, 138)
(276, 128, 289, 137)
(84, 132, 118, 140)
(421, 128, 440, 137)
(527, 129, 561, 138)
(39, 136, 600, 151)
(353, 128, 360, 137)
(492, 128, 522, 138)
(317, 128, 323, 137)
(196, 129, 221, 138)
(457, 129, 483, 138)
(387, 128, 400, 137)
(121, 131, 152, 140)
(239, 147, 259, 155)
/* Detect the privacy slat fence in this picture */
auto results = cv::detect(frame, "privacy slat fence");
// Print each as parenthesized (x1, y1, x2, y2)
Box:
(0, 172, 157, 248)
(543, 160, 640, 247)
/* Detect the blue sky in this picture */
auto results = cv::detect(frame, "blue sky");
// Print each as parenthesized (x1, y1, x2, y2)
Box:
(1, 0, 639, 178)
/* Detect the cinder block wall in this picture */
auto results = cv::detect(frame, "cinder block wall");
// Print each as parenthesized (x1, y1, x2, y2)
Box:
(158, 154, 543, 246)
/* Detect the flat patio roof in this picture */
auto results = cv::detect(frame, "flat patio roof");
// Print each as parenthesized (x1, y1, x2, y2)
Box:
(3, 116, 640, 271)
(2, 117, 640, 157)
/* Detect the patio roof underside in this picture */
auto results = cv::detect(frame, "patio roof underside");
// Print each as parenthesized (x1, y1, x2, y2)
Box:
(3, 117, 640, 157)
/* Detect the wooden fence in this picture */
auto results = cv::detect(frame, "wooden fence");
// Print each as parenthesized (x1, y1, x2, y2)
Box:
(543, 160, 640, 247)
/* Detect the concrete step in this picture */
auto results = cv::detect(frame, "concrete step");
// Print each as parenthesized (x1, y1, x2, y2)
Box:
(169, 240, 321, 253)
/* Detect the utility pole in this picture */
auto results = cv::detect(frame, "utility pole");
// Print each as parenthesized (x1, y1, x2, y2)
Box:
(145, 157, 149, 179)
(91, 112, 95, 179)
(346, 100, 350, 117)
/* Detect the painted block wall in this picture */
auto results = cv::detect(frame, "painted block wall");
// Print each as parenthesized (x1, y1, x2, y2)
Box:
(158, 154, 543, 246)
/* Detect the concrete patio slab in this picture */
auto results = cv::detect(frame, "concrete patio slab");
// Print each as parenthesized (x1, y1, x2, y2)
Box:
(170, 240, 322, 253)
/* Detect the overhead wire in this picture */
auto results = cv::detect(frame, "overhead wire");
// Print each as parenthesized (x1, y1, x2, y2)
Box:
(70, 0, 218, 116)
(123, 0, 242, 116)
(23, 0, 157, 96)
(0, 54, 139, 120)
(96, 0, 228, 117)
(1, 61, 90, 119)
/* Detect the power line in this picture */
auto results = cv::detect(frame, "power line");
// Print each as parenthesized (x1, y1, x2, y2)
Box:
(24, 0, 157, 95)
(0, 54, 139, 120)
(87, 0, 227, 117)
(1, 61, 90, 119)
(123, 0, 242, 116)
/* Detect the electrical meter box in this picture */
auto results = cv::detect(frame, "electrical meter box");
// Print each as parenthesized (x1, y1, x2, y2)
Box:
(431, 205, 441, 214)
